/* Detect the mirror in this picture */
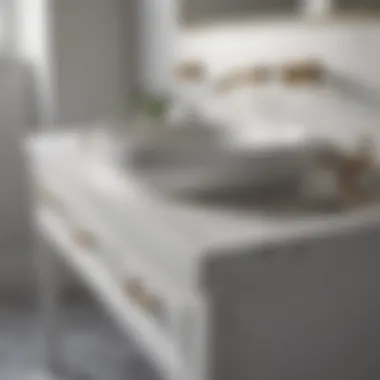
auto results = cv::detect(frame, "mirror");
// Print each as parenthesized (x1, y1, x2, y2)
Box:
(336, 0, 380, 12)
(179, 0, 380, 26)
(180, 0, 299, 25)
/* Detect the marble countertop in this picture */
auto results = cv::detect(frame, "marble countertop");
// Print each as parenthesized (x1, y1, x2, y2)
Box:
(27, 129, 380, 258)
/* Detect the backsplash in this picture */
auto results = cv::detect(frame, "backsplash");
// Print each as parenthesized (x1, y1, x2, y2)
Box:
(175, 19, 380, 133)
(179, 19, 380, 90)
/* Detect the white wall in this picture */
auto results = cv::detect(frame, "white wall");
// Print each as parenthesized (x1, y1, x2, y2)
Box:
(0, 1, 47, 296)
(16, 0, 137, 127)
(0, 63, 31, 296)
(52, 0, 134, 125)
(17, 0, 57, 126)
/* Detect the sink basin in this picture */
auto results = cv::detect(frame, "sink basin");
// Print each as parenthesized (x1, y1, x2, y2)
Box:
(115, 122, 335, 197)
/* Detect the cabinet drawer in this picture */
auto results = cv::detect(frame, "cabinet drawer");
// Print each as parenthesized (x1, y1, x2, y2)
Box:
(36, 180, 122, 278)
(33, 172, 208, 378)
(35, 208, 186, 379)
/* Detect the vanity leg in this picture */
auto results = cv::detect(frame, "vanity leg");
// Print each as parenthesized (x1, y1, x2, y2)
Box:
(36, 234, 66, 379)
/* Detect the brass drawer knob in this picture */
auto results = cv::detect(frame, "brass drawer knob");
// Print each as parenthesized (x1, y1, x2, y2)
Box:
(124, 279, 163, 320)
(124, 278, 150, 310)
(72, 228, 98, 251)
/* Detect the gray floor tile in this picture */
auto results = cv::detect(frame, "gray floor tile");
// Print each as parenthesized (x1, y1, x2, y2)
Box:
(0, 300, 160, 380)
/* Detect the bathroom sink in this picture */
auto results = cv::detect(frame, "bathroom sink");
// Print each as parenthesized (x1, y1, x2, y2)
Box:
(116, 122, 335, 197)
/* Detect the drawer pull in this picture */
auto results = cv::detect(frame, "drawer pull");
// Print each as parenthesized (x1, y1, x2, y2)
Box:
(124, 279, 164, 320)
(72, 228, 98, 251)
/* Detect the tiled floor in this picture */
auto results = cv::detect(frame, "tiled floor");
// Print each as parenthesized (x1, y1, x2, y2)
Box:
(0, 298, 159, 380)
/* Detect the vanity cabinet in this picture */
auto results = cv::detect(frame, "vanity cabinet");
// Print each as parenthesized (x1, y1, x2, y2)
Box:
(28, 130, 380, 380)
